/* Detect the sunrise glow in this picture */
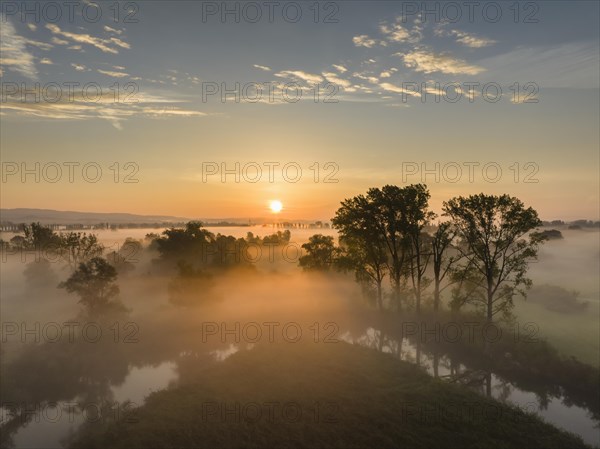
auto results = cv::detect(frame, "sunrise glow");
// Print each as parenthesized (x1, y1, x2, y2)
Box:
(270, 200, 283, 214)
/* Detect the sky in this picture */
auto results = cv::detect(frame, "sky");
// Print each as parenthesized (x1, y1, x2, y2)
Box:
(1, 0, 599, 221)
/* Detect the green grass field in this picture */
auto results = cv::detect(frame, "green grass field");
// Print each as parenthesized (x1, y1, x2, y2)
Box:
(68, 341, 591, 449)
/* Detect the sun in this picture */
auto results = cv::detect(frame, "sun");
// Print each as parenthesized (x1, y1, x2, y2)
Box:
(269, 200, 283, 213)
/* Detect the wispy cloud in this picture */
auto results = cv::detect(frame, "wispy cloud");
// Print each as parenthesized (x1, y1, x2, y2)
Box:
(24, 39, 53, 51)
(353, 72, 379, 84)
(398, 50, 485, 75)
(98, 69, 130, 78)
(352, 35, 378, 48)
(0, 16, 38, 79)
(379, 82, 421, 97)
(46, 24, 130, 54)
(103, 25, 123, 35)
(109, 37, 130, 49)
(275, 70, 324, 84)
(452, 31, 496, 48)
(2, 88, 211, 130)
(51, 37, 69, 45)
(253, 64, 271, 72)
(322, 72, 352, 89)
(435, 27, 496, 48)
(379, 20, 422, 44)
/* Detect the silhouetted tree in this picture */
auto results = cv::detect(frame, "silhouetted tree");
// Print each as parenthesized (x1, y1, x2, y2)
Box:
(366, 185, 411, 311)
(106, 237, 142, 275)
(443, 194, 546, 322)
(60, 232, 104, 269)
(209, 234, 253, 269)
(22, 222, 61, 250)
(430, 221, 460, 312)
(332, 195, 388, 310)
(402, 184, 436, 313)
(155, 221, 215, 266)
(334, 184, 433, 312)
(298, 234, 340, 272)
(59, 257, 122, 315)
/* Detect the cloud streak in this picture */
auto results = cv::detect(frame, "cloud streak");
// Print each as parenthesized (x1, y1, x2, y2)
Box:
(275, 70, 324, 84)
(46, 24, 130, 54)
(0, 17, 38, 79)
(398, 50, 485, 75)
(1, 88, 211, 130)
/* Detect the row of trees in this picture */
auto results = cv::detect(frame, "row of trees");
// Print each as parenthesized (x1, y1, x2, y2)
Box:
(155, 223, 296, 306)
(8, 223, 105, 269)
(7, 188, 544, 321)
(300, 185, 546, 323)
(5, 221, 298, 312)
(2, 223, 141, 316)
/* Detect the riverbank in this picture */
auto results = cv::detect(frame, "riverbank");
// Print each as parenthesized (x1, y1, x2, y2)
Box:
(68, 341, 590, 449)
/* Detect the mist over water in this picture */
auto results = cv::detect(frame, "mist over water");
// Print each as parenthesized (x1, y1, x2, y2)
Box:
(1, 226, 599, 447)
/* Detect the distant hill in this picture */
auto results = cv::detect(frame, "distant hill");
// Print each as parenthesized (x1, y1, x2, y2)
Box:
(0, 208, 192, 225)
(0, 208, 306, 226)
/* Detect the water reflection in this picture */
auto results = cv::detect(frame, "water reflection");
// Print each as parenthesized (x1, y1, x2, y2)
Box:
(349, 326, 600, 447)
(2, 317, 598, 448)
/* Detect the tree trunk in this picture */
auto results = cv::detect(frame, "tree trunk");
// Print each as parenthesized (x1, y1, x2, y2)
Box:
(433, 277, 440, 312)
(395, 277, 402, 313)
(376, 280, 383, 312)
(485, 279, 494, 353)
(487, 282, 493, 324)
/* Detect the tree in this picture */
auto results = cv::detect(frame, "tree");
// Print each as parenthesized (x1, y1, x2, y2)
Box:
(443, 194, 546, 323)
(402, 184, 436, 313)
(332, 195, 388, 310)
(209, 234, 253, 270)
(22, 222, 61, 250)
(430, 221, 460, 312)
(365, 186, 409, 311)
(59, 257, 122, 315)
(9, 235, 26, 248)
(106, 251, 135, 275)
(60, 232, 104, 269)
(106, 237, 142, 275)
(298, 234, 340, 272)
(339, 235, 388, 310)
(155, 221, 214, 266)
(333, 184, 434, 312)
(262, 230, 291, 245)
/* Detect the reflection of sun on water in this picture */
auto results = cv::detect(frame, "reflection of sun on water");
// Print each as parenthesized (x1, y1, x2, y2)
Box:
(270, 200, 283, 213)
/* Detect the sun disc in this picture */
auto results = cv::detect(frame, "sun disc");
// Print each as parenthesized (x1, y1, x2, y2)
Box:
(270, 200, 283, 213)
